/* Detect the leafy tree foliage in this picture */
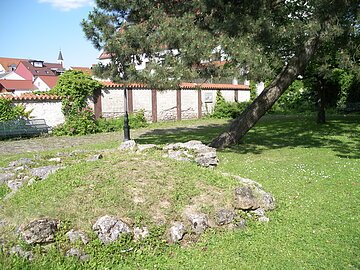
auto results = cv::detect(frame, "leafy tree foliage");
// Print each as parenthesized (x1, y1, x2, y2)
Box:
(82, 0, 359, 147)
(51, 70, 102, 135)
(0, 99, 30, 122)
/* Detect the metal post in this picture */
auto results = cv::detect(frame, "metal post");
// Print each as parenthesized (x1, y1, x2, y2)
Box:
(123, 87, 131, 141)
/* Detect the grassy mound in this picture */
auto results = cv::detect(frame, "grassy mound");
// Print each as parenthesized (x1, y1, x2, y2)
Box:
(0, 115, 359, 269)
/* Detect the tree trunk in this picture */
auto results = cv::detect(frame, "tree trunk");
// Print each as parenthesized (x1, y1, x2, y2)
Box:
(316, 79, 326, 124)
(210, 37, 319, 149)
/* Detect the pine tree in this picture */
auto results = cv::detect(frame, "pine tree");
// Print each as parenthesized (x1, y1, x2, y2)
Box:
(82, 0, 359, 148)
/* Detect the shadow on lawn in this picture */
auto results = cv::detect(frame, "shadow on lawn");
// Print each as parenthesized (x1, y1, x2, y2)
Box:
(137, 115, 360, 159)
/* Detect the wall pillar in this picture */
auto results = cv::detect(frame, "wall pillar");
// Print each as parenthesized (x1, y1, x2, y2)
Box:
(128, 89, 133, 113)
(151, 89, 157, 122)
(176, 89, 181, 121)
(93, 88, 102, 119)
(197, 89, 202, 118)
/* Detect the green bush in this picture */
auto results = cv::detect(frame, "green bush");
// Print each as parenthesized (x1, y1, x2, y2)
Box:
(52, 107, 98, 136)
(0, 99, 30, 122)
(211, 91, 250, 119)
(96, 110, 148, 133)
(51, 70, 102, 136)
(269, 80, 313, 113)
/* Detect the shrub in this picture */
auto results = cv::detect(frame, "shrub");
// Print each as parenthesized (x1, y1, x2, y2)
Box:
(269, 80, 313, 113)
(211, 91, 250, 119)
(96, 110, 148, 133)
(0, 99, 30, 122)
(51, 70, 102, 136)
(52, 107, 98, 136)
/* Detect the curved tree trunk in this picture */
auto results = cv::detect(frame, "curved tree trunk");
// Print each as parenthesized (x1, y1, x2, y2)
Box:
(210, 37, 319, 149)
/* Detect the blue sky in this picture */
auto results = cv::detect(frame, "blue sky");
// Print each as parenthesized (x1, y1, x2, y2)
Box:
(0, 0, 100, 68)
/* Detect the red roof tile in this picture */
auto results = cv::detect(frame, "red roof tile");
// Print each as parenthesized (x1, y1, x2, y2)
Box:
(37, 76, 58, 88)
(71, 66, 92, 76)
(98, 52, 113, 60)
(102, 81, 249, 90)
(0, 57, 27, 72)
(0, 80, 37, 91)
(18, 61, 63, 77)
(0, 93, 61, 101)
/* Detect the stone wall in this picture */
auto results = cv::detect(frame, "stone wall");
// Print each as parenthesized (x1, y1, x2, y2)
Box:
(99, 87, 251, 122)
(13, 99, 64, 127)
(3, 84, 250, 127)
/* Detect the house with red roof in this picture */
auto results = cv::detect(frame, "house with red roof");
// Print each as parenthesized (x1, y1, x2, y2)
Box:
(0, 80, 37, 95)
(70, 66, 92, 76)
(33, 76, 59, 91)
(0, 57, 27, 74)
(15, 60, 64, 81)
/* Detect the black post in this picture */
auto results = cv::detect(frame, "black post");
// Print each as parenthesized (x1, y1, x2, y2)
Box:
(123, 86, 131, 141)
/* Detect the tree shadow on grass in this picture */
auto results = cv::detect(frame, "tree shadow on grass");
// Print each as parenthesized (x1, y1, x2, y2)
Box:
(136, 115, 360, 159)
(136, 123, 230, 145)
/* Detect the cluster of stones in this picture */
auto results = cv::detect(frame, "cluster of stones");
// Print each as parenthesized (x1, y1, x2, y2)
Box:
(0, 152, 104, 200)
(3, 140, 275, 261)
(119, 140, 219, 168)
(6, 169, 275, 261)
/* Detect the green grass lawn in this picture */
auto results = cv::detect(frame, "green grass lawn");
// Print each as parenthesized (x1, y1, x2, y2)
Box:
(0, 115, 359, 269)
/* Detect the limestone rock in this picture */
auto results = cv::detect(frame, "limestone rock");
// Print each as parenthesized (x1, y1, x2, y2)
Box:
(9, 158, 34, 167)
(258, 216, 270, 223)
(30, 166, 62, 180)
(119, 140, 137, 151)
(66, 229, 89, 245)
(92, 215, 131, 244)
(169, 222, 186, 242)
(215, 209, 235, 226)
(232, 218, 247, 229)
(86, 154, 103, 162)
(20, 218, 59, 244)
(48, 157, 61, 163)
(257, 190, 276, 211)
(188, 213, 209, 234)
(7, 180, 24, 191)
(163, 140, 219, 167)
(137, 144, 157, 152)
(133, 227, 149, 241)
(0, 173, 15, 184)
(250, 208, 266, 217)
(66, 248, 90, 261)
(234, 186, 259, 210)
(10, 245, 33, 260)
(167, 150, 192, 161)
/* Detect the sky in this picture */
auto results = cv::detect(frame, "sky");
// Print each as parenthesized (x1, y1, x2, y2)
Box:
(0, 0, 101, 68)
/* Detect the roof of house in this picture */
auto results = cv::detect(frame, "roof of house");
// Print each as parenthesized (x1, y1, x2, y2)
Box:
(71, 66, 92, 76)
(102, 81, 250, 90)
(0, 80, 37, 91)
(18, 60, 64, 76)
(0, 57, 27, 71)
(36, 76, 59, 88)
(0, 93, 61, 101)
(98, 52, 113, 60)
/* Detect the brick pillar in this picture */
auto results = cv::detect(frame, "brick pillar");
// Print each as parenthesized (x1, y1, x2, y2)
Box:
(151, 89, 157, 122)
(197, 89, 202, 118)
(176, 89, 181, 120)
(234, 89, 238, 102)
(93, 88, 102, 119)
(128, 89, 133, 113)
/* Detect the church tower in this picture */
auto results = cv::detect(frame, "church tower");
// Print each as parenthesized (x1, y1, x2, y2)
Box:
(57, 49, 64, 67)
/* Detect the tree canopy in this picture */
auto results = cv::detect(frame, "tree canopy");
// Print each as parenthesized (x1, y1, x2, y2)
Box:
(82, 0, 359, 147)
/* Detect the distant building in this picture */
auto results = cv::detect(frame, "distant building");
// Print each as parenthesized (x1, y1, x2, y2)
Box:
(70, 66, 92, 76)
(33, 76, 59, 92)
(0, 80, 37, 94)
(0, 71, 25, 80)
(15, 60, 64, 81)
(0, 57, 27, 74)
